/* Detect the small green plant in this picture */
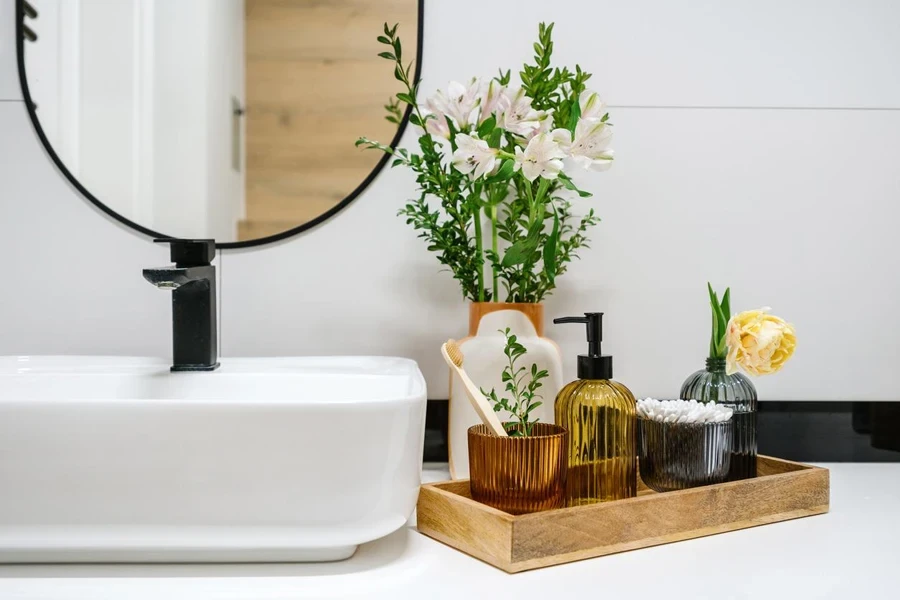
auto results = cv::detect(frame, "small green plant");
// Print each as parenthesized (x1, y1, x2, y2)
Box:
(482, 328, 549, 436)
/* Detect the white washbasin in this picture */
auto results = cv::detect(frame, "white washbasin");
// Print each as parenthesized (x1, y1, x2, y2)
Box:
(0, 356, 427, 563)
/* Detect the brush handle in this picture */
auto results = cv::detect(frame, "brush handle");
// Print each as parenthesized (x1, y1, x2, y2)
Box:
(455, 366, 509, 437)
(442, 347, 508, 437)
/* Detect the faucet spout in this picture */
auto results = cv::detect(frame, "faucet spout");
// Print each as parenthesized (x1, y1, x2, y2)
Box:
(144, 240, 220, 372)
(143, 266, 212, 290)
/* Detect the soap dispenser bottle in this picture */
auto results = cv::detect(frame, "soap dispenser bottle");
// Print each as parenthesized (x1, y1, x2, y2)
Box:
(554, 313, 637, 505)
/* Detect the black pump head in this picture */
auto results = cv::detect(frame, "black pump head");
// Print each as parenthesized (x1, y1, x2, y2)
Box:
(553, 313, 613, 379)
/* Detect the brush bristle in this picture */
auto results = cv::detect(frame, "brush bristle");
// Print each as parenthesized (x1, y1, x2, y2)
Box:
(444, 339, 464, 367)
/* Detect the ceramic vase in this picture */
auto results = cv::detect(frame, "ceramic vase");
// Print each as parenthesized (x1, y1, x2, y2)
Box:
(448, 303, 564, 479)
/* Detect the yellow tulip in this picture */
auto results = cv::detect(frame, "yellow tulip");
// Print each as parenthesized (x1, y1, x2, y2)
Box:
(725, 309, 796, 376)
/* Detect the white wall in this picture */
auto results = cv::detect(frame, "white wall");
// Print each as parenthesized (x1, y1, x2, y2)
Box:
(0, 0, 18, 98)
(19, 0, 60, 149)
(150, 0, 209, 238)
(22, 0, 83, 178)
(78, 0, 138, 219)
(2, 0, 900, 402)
(204, 0, 244, 241)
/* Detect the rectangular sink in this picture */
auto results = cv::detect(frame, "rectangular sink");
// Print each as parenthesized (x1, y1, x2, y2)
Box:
(0, 356, 427, 563)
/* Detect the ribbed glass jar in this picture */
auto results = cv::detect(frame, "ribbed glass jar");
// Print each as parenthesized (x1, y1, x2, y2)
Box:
(468, 423, 568, 515)
(638, 418, 733, 492)
(554, 380, 637, 506)
(680, 358, 758, 480)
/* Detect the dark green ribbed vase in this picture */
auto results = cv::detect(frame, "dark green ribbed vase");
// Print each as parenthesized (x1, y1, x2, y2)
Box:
(680, 358, 757, 480)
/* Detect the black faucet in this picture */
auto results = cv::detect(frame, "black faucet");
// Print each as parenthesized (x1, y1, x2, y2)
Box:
(143, 239, 220, 372)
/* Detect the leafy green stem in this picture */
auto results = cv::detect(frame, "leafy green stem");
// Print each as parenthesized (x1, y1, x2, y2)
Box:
(490, 203, 499, 299)
(473, 203, 485, 302)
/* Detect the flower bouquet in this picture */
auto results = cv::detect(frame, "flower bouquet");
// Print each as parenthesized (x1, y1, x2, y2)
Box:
(357, 22, 614, 303)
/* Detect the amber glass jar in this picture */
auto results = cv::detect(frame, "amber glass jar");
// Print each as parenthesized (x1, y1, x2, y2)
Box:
(555, 379, 637, 505)
(468, 423, 568, 515)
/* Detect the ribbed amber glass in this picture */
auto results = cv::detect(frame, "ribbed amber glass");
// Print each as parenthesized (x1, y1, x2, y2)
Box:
(555, 380, 637, 505)
(468, 423, 568, 515)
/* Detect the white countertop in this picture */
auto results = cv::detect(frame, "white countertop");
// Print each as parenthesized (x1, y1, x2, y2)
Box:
(0, 463, 896, 600)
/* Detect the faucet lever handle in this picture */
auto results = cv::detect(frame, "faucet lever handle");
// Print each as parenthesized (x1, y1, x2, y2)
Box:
(154, 238, 216, 267)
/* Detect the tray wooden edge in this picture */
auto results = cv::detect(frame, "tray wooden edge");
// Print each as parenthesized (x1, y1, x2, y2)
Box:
(416, 455, 830, 574)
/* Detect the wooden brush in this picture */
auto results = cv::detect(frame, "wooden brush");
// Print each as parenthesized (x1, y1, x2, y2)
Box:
(441, 340, 508, 437)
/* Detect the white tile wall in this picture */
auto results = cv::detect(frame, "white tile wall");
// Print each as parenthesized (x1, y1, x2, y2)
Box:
(221, 107, 900, 401)
(422, 0, 900, 110)
(1, 0, 899, 400)
(0, 101, 169, 357)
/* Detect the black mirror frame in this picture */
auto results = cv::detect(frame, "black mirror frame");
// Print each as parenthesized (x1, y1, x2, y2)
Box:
(15, 0, 425, 250)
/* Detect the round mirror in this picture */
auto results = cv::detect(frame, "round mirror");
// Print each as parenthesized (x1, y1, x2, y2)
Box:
(17, 0, 422, 248)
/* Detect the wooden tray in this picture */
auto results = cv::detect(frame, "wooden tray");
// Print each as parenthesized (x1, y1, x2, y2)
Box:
(417, 455, 829, 573)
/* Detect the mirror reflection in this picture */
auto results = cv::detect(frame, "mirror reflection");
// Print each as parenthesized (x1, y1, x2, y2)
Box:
(23, 0, 419, 244)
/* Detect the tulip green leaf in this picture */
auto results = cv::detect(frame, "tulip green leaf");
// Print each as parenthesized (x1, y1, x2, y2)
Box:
(721, 287, 731, 324)
(708, 283, 729, 359)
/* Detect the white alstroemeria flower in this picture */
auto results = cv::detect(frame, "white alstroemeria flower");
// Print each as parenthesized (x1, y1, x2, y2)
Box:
(479, 80, 506, 124)
(451, 133, 499, 179)
(423, 96, 451, 139)
(497, 87, 544, 137)
(579, 90, 608, 121)
(513, 131, 568, 182)
(550, 127, 572, 147)
(525, 111, 556, 140)
(429, 79, 481, 129)
(567, 118, 614, 171)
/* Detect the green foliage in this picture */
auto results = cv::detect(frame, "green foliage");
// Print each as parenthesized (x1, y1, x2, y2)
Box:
(374, 23, 420, 124)
(481, 329, 549, 436)
(383, 96, 403, 125)
(708, 283, 732, 359)
(487, 191, 599, 302)
(358, 22, 610, 303)
(520, 24, 593, 131)
(360, 25, 487, 301)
